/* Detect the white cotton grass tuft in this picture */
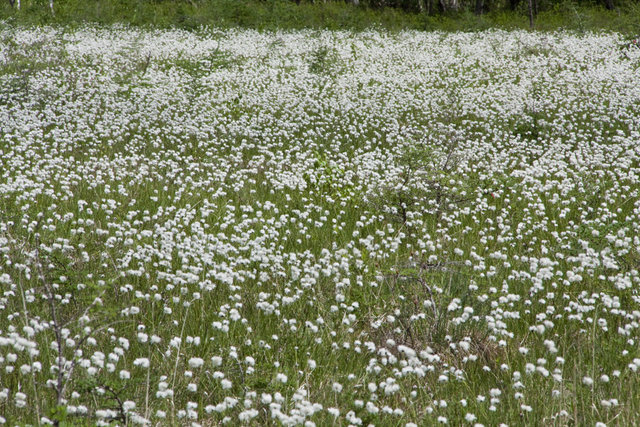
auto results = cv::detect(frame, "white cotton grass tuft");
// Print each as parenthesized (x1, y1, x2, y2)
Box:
(0, 25, 638, 427)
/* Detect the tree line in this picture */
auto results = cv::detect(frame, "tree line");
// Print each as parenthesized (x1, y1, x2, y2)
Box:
(4, 0, 636, 29)
(300, 0, 619, 13)
(291, 0, 630, 30)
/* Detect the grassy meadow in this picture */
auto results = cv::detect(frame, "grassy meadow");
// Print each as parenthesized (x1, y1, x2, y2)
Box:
(1, 23, 640, 426)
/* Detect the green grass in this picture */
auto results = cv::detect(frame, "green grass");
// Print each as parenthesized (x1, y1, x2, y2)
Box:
(1, 0, 640, 34)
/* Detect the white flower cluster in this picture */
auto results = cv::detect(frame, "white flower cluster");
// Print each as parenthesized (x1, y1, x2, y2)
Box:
(0, 24, 639, 426)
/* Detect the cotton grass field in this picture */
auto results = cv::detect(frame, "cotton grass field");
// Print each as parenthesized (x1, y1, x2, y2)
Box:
(1, 24, 640, 426)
